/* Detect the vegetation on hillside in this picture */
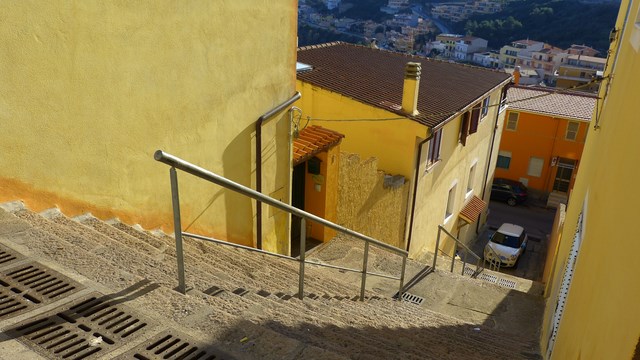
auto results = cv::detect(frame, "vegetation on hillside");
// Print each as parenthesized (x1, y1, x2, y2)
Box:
(452, 0, 618, 52)
(298, 24, 365, 47)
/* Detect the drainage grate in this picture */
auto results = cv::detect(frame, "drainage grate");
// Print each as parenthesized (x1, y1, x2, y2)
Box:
(0, 261, 84, 321)
(463, 267, 477, 276)
(497, 278, 517, 289)
(7, 292, 154, 360)
(203, 286, 224, 297)
(231, 288, 249, 297)
(477, 273, 498, 283)
(115, 330, 233, 360)
(400, 292, 424, 305)
(0, 244, 22, 267)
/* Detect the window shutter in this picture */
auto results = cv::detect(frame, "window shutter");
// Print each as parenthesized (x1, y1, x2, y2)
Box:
(470, 104, 481, 134)
(460, 112, 470, 146)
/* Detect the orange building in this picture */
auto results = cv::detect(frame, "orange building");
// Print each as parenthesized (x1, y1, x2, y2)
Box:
(495, 86, 596, 206)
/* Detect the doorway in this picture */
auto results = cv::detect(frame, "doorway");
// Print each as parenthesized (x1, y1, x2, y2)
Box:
(552, 158, 577, 193)
(290, 161, 323, 257)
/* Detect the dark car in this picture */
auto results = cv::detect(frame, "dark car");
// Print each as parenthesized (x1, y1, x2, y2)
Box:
(490, 178, 528, 206)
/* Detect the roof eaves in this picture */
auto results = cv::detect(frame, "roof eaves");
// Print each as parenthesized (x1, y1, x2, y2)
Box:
(433, 77, 513, 131)
(507, 107, 593, 122)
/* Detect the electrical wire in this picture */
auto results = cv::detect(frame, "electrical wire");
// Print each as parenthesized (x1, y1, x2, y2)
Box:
(299, 76, 606, 123)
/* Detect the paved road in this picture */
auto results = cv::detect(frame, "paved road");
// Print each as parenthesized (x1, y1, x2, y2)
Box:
(411, 6, 451, 34)
(470, 200, 558, 282)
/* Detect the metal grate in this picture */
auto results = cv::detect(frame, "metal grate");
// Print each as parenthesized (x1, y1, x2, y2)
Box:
(477, 273, 498, 283)
(0, 261, 84, 321)
(116, 330, 233, 360)
(400, 292, 424, 305)
(463, 267, 478, 276)
(7, 292, 154, 360)
(497, 278, 517, 289)
(0, 244, 22, 267)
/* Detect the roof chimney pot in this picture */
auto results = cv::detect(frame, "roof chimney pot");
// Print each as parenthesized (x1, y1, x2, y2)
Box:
(513, 66, 521, 85)
(402, 62, 421, 116)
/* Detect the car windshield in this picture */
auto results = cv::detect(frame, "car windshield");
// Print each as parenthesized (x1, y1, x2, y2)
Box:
(491, 232, 521, 248)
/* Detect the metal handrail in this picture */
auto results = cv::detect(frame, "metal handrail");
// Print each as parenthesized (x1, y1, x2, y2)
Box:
(432, 225, 501, 278)
(155, 150, 408, 301)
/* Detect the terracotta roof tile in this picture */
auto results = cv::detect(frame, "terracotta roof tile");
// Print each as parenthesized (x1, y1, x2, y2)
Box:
(507, 86, 597, 121)
(293, 125, 344, 165)
(297, 42, 511, 128)
(459, 195, 487, 224)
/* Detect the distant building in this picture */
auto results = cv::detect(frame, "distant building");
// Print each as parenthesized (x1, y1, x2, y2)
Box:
(566, 44, 600, 57)
(527, 47, 569, 84)
(453, 36, 488, 61)
(435, 33, 464, 58)
(432, 0, 502, 22)
(499, 39, 545, 68)
(424, 40, 447, 56)
(473, 51, 500, 68)
(325, 0, 341, 10)
(555, 55, 606, 92)
(382, 0, 409, 14)
(388, 0, 409, 9)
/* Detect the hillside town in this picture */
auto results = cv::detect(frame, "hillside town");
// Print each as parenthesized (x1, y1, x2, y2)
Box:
(300, 0, 608, 91)
(0, 1, 638, 360)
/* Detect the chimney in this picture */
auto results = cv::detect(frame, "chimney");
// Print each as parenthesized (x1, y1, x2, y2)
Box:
(513, 66, 521, 85)
(402, 62, 421, 116)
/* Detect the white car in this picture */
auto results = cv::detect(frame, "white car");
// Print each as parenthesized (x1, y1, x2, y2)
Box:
(484, 223, 528, 268)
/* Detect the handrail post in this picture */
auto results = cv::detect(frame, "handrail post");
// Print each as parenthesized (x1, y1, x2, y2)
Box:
(360, 241, 369, 301)
(298, 217, 306, 300)
(170, 167, 187, 294)
(433, 226, 441, 270)
(450, 242, 457, 273)
(398, 256, 407, 301)
(461, 249, 467, 276)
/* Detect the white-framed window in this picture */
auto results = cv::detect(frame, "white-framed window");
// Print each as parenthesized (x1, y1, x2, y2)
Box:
(481, 96, 490, 119)
(506, 112, 519, 131)
(467, 162, 477, 196)
(497, 150, 512, 169)
(527, 157, 544, 177)
(445, 182, 457, 222)
(565, 121, 580, 141)
(426, 128, 443, 169)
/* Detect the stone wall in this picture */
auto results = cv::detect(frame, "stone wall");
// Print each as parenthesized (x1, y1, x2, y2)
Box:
(337, 153, 410, 248)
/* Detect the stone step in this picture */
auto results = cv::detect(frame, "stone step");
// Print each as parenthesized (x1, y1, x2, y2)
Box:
(115, 220, 369, 298)
(0, 203, 540, 359)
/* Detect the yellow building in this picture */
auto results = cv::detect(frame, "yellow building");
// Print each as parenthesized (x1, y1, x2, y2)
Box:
(555, 54, 606, 92)
(499, 39, 544, 68)
(0, 1, 298, 255)
(541, 0, 640, 358)
(296, 42, 511, 257)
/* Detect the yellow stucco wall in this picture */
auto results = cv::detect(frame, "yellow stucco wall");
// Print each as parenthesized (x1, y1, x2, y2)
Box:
(0, 1, 298, 253)
(296, 80, 428, 178)
(410, 88, 506, 258)
(541, 1, 640, 358)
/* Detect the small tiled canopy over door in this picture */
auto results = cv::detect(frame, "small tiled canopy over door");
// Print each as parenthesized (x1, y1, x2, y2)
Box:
(546, 211, 584, 358)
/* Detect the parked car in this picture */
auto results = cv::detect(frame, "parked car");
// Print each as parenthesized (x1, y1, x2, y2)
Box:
(490, 178, 528, 206)
(484, 223, 528, 268)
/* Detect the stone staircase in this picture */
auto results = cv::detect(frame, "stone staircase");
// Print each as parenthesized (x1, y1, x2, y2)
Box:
(0, 202, 541, 359)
